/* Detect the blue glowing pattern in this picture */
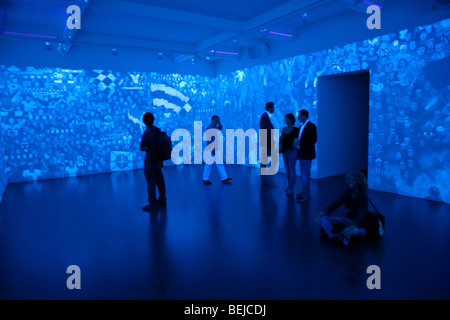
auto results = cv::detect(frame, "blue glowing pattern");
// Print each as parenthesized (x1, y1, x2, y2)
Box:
(0, 121, 6, 201)
(0, 68, 209, 182)
(0, 18, 449, 203)
(234, 19, 448, 203)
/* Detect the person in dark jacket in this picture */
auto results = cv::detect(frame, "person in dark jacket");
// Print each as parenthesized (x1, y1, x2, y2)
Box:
(295, 109, 317, 202)
(259, 102, 275, 184)
(140, 112, 166, 211)
(260, 102, 275, 157)
(315, 171, 370, 246)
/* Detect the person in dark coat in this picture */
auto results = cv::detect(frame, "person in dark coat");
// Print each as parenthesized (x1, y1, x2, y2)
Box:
(259, 102, 275, 183)
(140, 112, 166, 211)
(295, 109, 317, 202)
(260, 101, 275, 156)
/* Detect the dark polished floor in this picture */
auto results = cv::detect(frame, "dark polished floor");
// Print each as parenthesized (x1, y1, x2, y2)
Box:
(0, 164, 449, 300)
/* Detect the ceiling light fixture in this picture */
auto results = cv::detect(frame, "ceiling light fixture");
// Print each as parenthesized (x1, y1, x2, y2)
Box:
(3, 31, 58, 39)
(259, 29, 294, 38)
(268, 31, 294, 37)
(173, 54, 196, 63)
(174, 54, 186, 61)
(210, 50, 239, 56)
(363, 1, 383, 9)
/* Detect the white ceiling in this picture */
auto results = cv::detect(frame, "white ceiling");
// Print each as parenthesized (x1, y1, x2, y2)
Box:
(1, 0, 389, 62)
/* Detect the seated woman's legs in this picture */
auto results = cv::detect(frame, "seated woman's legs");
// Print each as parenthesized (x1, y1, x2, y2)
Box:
(320, 216, 366, 244)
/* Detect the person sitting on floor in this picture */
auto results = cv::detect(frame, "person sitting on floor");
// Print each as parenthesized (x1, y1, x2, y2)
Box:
(315, 171, 370, 246)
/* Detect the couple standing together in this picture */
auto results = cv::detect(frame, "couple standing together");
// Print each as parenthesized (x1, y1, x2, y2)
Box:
(260, 102, 317, 202)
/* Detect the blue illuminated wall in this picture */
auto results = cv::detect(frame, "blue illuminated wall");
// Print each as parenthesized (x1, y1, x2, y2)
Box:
(0, 115, 6, 201)
(1, 18, 449, 203)
(0, 67, 222, 182)
(222, 18, 449, 203)
(224, 19, 450, 203)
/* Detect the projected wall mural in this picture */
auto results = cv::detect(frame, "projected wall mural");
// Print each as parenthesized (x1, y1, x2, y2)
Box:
(219, 18, 449, 203)
(236, 20, 450, 202)
(0, 68, 221, 182)
(0, 124, 6, 202)
(0, 18, 449, 203)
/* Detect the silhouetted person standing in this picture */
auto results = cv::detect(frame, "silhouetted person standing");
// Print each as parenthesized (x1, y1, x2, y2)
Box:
(280, 113, 299, 196)
(140, 112, 166, 211)
(260, 102, 275, 184)
(295, 109, 317, 202)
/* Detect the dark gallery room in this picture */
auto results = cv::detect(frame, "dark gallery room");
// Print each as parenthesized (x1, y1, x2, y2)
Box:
(0, 0, 449, 310)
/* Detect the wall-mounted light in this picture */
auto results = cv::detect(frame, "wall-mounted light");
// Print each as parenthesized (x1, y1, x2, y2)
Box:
(111, 48, 118, 56)
(259, 29, 294, 38)
(301, 12, 310, 24)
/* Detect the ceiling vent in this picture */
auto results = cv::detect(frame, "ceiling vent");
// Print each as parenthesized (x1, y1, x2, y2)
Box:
(246, 42, 269, 60)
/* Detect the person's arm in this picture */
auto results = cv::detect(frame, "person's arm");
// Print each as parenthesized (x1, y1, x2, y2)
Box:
(316, 191, 348, 224)
(338, 195, 369, 236)
(140, 129, 150, 151)
(279, 128, 286, 150)
(323, 191, 347, 216)
(294, 127, 300, 139)
(260, 113, 268, 130)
